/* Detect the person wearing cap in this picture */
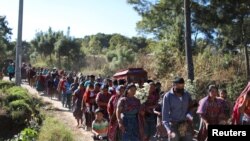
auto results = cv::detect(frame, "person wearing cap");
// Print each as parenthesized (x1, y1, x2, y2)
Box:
(116, 84, 141, 141)
(162, 77, 194, 141)
(92, 108, 109, 141)
(107, 85, 125, 141)
(196, 85, 225, 141)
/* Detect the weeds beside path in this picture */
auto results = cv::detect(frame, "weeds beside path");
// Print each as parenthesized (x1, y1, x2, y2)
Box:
(3, 77, 93, 141)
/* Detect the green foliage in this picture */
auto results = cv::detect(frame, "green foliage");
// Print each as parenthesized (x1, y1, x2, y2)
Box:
(10, 116, 44, 141)
(106, 51, 118, 62)
(54, 36, 83, 69)
(185, 79, 199, 99)
(88, 35, 102, 55)
(225, 77, 247, 102)
(10, 110, 29, 125)
(0, 15, 12, 60)
(9, 100, 33, 114)
(38, 117, 74, 141)
(108, 46, 136, 71)
(109, 34, 129, 50)
(0, 83, 44, 136)
(31, 28, 63, 59)
(128, 0, 184, 39)
(0, 80, 15, 89)
(19, 128, 38, 141)
(5, 87, 30, 103)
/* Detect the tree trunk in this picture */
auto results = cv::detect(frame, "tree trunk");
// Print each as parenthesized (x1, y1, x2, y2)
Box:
(49, 54, 52, 63)
(184, 0, 194, 80)
(58, 53, 61, 69)
(241, 16, 249, 79)
(68, 56, 70, 70)
(244, 45, 249, 79)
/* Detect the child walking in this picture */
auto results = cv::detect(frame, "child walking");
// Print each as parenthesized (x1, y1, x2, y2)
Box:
(92, 109, 108, 141)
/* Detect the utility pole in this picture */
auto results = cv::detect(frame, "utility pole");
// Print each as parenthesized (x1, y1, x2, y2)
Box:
(15, 0, 23, 86)
(184, 0, 194, 81)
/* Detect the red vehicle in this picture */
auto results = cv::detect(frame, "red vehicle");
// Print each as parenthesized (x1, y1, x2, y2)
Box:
(113, 68, 148, 83)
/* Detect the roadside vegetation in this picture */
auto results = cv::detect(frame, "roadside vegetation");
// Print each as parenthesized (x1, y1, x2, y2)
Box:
(0, 80, 74, 141)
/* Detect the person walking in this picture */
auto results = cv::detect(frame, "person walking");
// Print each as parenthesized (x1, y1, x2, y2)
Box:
(162, 77, 194, 141)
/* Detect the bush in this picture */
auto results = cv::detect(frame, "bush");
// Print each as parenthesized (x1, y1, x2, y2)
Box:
(5, 87, 30, 103)
(38, 117, 74, 141)
(19, 128, 38, 141)
(10, 110, 29, 125)
(225, 77, 247, 102)
(11, 128, 38, 141)
(9, 100, 33, 114)
(0, 80, 15, 89)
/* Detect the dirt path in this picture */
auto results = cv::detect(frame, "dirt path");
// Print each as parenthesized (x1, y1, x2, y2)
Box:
(3, 77, 93, 141)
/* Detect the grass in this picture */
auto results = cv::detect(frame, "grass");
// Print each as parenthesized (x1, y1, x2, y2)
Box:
(0, 80, 15, 89)
(38, 116, 74, 141)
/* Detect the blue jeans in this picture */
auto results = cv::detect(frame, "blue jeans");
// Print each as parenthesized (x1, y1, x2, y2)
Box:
(122, 115, 140, 141)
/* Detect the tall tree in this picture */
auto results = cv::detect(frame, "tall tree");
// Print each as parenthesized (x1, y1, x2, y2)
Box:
(109, 34, 130, 50)
(127, 0, 183, 39)
(192, 0, 250, 78)
(55, 36, 81, 69)
(31, 28, 63, 60)
(0, 16, 12, 60)
(184, 0, 194, 80)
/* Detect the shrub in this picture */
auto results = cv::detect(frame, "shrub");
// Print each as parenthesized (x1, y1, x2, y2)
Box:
(11, 128, 38, 141)
(225, 77, 247, 102)
(19, 128, 38, 141)
(9, 100, 33, 114)
(10, 110, 28, 125)
(5, 87, 30, 103)
(38, 117, 74, 141)
(0, 80, 15, 89)
(185, 79, 199, 99)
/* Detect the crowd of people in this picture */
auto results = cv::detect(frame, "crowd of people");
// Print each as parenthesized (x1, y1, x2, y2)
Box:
(2, 62, 250, 141)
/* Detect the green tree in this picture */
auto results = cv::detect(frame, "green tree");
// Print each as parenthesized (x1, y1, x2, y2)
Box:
(131, 36, 148, 51)
(109, 34, 130, 50)
(31, 28, 63, 61)
(127, 0, 184, 39)
(55, 36, 82, 69)
(88, 36, 102, 55)
(0, 16, 12, 60)
(109, 45, 135, 70)
(192, 0, 250, 78)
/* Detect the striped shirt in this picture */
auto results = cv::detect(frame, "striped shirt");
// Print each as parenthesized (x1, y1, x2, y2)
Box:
(92, 119, 108, 136)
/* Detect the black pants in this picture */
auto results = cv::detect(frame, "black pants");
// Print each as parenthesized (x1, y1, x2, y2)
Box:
(93, 135, 108, 141)
(9, 73, 14, 81)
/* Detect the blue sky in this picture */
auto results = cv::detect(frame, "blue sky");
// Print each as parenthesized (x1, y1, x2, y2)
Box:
(0, 0, 141, 41)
